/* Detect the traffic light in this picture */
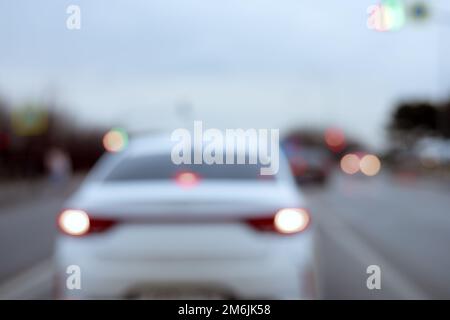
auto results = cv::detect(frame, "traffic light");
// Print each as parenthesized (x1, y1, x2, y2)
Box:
(381, 0, 406, 31)
(409, 2, 429, 22)
(367, 0, 406, 32)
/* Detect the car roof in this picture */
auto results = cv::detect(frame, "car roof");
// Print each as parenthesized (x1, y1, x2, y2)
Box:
(127, 132, 176, 155)
(127, 132, 273, 157)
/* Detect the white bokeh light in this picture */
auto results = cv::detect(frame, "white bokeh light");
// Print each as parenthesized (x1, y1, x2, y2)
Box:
(274, 208, 310, 234)
(59, 210, 90, 236)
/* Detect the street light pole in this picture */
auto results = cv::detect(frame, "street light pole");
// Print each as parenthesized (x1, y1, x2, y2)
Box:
(433, 8, 450, 136)
(408, 2, 450, 136)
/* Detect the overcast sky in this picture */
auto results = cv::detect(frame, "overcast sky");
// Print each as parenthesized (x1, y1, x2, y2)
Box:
(1, 0, 449, 149)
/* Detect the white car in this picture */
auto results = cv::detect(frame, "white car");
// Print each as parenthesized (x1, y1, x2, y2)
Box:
(54, 134, 316, 299)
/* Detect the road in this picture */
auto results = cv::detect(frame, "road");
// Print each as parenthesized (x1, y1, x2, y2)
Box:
(309, 172, 450, 299)
(0, 177, 82, 298)
(1, 171, 450, 299)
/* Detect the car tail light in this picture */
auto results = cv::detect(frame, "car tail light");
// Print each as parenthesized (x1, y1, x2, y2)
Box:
(58, 210, 90, 236)
(274, 208, 310, 234)
(246, 215, 276, 232)
(246, 208, 310, 235)
(57, 210, 116, 236)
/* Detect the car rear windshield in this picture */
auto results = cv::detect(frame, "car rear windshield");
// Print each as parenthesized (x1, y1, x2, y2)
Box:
(103, 154, 276, 181)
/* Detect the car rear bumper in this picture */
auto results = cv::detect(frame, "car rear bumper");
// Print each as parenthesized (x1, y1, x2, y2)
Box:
(55, 256, 313, 299)
(54, 225, 315, 299)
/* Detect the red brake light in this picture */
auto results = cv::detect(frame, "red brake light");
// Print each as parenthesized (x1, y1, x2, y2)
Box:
(58, 210, 117, 236)
(174, 171, 201, 188)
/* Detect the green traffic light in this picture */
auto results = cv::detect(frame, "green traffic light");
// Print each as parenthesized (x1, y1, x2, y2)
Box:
(381, 0, 406, 31)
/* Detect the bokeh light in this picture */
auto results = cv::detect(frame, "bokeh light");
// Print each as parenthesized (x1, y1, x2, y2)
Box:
(340, 153, 360, 175)
(368, 1, 406, 32)
(381, 0, 406, 31)
(274, 208, 310, 234)
(103, 128, 128, 152)
(360, 154, 381, 176)
(58, 210, 90, 236)
(324, 128, 346, 151)
(175, 171, 200, 188)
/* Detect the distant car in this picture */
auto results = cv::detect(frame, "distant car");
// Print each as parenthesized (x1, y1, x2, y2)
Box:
(54, 134, 316, 299)
(283, 143, 331, 185)
(415, 137, 450, 168)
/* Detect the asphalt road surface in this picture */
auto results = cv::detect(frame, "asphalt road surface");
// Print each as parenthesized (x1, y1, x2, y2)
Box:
(310, 172, 450, 299)
(0, 171, 449, 299)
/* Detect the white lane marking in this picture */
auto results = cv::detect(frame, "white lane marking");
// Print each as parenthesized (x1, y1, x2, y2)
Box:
(314, 203, 429, 299)
(0, 259, 53, 299)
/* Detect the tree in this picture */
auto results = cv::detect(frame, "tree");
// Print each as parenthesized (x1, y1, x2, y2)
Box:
(389, 101, 438, 133)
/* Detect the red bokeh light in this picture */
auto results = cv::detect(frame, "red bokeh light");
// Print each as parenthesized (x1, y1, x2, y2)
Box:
(174, 171, 200, 188)
(324, 128, 346, 152)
